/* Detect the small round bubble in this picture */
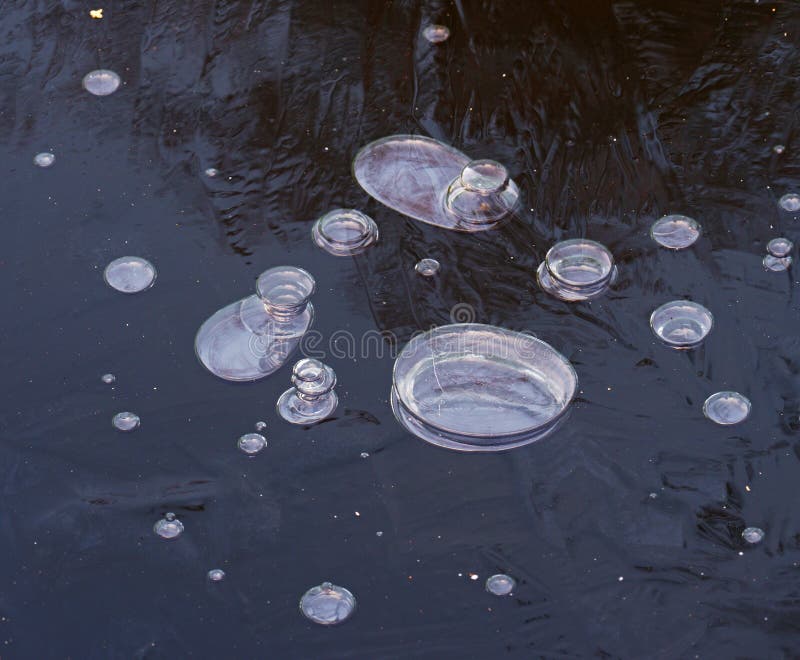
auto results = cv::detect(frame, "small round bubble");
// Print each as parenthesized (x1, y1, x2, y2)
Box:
(650, 301, 713, 348)
(299, 582, 356, 625)
(742, 527, 764, 544)
(773, 144, 785, 154)
(485, 574, 516, 596)
(703, 391, 751, 425)
(154, 513, 184, 539)
(34, 152, 55, 168)
(423, 24, 450, 43)
(104, 256, 157, 293)
(254, 421, 267, 431)
(767, 237, 793, 258)
(763, 254, 792, 272)
(415, 258, 440, 277)
(82, 69, 121, 96)
(650, 214, 701, 249)
(204, 168, 219, 178)
(101, 373, 116, 384)
(207, 568, 226, 582)
(778, 193, 800, 212)
(112, 411, 140, 431)
(238, 432, 267, 455)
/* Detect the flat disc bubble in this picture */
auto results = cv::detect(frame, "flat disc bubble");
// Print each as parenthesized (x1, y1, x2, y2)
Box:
(238, 432, 267, 455)
(299, 582, 356, 625)
(353, 135, 519, 232)
(415, 258, 440, 277)
(207, 569, 226, 582)
(486, 574, 516, 596)
(34, 152, 55, 168)
(154, 512, 184, 540)
(311, 209, 378, 256)
(650, 301, 713, 348)
(778, 193, 800, 212)
(650, 214, 701, 249)
(422, 24, 450, 43)
(763, 254, 792, 271)
(391, 324, 577, 452)
(767, 237, 793, 257)
(703, 391, 751, 425)
(82, 69, 121, 96)
(112, 411, 140, 431)
(742, 527, 765, 544)
(103, 256, 157, 293)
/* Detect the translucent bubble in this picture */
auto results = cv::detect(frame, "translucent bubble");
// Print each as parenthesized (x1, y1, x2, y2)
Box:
(207, 568, 226, 582)
(485, 574, 516, 596)
(299, 582, 356, 625)
(650, 214, 701, 249)
(778, 193, 800, 212)
(773, 144, 785, 154)
(703, 391, 751, 425)
(445, 160, 519, 226)
(742, 527, 764, 544)
(154, 513, 184, 539)
(112, 411, 140, 431)
(311, 209, 379, 256)
(254, 421, 267, 431)
(204, 168, 219, 177)
(278, 359, 338, 425)
(103, 256, 157, 293)
(537, 239, 616, 301)
(392, 324, 577, 452)
(360, 452, 369, 458)
(415, 258, 440, 277)
(34, 152, 55, 168)
(238, 432, 267, 455)
(763, 254, 792, 272)
(82, 69, 121, 96)
(650, 301, 713, 349)
(423, 24, 450, 43)
(767, 237, 793, 257)
(101, 373, 116, 384)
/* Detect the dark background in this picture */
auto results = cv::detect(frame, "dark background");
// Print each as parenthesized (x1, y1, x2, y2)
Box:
(1, 0, 800, 657)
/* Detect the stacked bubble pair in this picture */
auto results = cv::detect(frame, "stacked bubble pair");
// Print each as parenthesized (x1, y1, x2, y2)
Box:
(195, 266, 316, 381)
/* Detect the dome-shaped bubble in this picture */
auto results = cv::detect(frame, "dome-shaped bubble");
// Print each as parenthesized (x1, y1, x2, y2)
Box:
(415, 258, 440, 277)
(742, 527, 764, 544)
(767, 237, 793, 258)
(237, 432, 267, 454)
(445, 160, 519, 226)
(779, 193, 800, 212)
(101, 373, 116, 384)
(154, 513, 184, 539)
(391, 324, 577, 452)
(299, 582, 356, 625)
(207, 568, 226, 582)
(103, 256, 157, 293)
(485, 574, 516, 596)
(422, 24, 450, 43)
(34, 152, 55, 168)
(763, 254, 792, 272)
(112, 411, 140, 431)
(650, 301, 713, 349)
(703, 391, 751, 425)
(254, 421, 267, 431)
(82, 69, 121, 96)
(537, 239, 616, 301)
(311, 209, 379, 256)
(353, 135, 519, 232)
(650, 214, 701, 249)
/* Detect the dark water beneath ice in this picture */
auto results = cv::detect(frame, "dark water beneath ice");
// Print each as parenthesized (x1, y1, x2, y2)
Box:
(1, 1, 800, 657)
